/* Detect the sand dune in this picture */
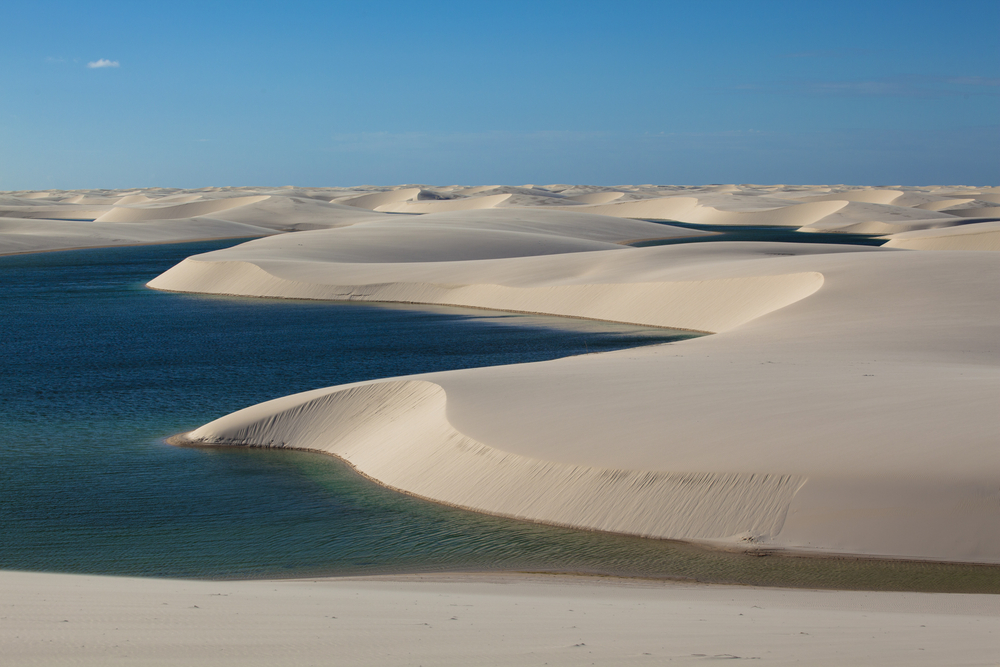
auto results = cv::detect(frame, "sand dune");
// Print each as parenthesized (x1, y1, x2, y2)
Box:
(562, 191, 624, 204)
(943, 206, 1000, 218)
(882, 219, 1000, 250)
(549, 197, 855, 228)
(5, 182, 1000, 664)
(5, 183, 999, 563)
(797, 189, 904, 205)
(958, 193, 1000, 204)
(549, 195, 701, 219)
(0, 215, 280, 254)
(94, 194, 271, 222)
(0, 204, 112, 221)
(178, 380, 804, 542)
(796, 201, 964, 231)
(333, 187, 422, 209)
(374, 192, 513, 213)
(0, 190, 380, 254)
(683, 200, 849, 226)
(148, 197, 999, 563)
(114, 194, 153, 206)
(913, 198, 976, 211)
(198, 195, 384, 231)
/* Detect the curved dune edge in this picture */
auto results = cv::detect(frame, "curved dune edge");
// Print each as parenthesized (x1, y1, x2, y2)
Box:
(548, 197, 848, 227)
(148, 257, 824, 334)
(175, 379, 805, 543)
(883, 221, 1000, 250)
(374, 193, 513, 213)
(94, 194, 270, 223)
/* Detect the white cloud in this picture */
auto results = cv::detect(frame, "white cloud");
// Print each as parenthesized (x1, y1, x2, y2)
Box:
(87, 59, 120, 69)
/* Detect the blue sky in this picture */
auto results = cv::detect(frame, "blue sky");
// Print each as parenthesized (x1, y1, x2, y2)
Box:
(1, 0, 997, 189)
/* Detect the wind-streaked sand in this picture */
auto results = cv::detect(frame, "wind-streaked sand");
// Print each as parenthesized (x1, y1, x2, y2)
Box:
(3, 183, 998, 663)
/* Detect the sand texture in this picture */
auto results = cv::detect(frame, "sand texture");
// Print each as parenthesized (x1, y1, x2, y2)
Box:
(3, 570, 998, 667)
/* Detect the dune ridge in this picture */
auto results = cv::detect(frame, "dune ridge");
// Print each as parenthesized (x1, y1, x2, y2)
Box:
(94, 194, 271, 222)
(179, 380, 803, 542)
(150, 256, 824, 333)
(5, 183, 999, 256)
(142, 191, 999, 564)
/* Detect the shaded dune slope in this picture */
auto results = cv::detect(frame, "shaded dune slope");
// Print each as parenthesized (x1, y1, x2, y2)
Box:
(181, 380, 803, 543)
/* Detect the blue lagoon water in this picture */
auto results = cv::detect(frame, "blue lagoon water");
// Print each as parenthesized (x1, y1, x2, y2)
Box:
(2, 240, 997, 592)
(0, 240, 702, 578)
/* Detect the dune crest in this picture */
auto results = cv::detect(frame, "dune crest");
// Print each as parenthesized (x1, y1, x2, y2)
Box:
(332, 187, 422, 210)
(182, 379, 804, 542)
(150, 255, 823, 333)
(374, 193, 513, 213)
(95, 194, 270, 222)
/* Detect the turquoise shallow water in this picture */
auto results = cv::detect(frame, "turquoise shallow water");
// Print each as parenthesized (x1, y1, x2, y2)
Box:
(2, 240, 998, 592)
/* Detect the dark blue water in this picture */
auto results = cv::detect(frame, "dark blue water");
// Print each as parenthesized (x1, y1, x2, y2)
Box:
(2, 240, 997, 592)
(632, 220, 889, 247)
(0, 240, 702, 579)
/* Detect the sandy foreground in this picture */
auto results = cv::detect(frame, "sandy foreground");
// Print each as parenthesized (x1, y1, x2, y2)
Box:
(2, 183, 999, 663)
(3, 570, 999, 666)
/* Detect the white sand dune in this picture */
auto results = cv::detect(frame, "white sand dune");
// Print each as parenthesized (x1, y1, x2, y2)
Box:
(0, 203, 112, 221)
(94, 194, 271, 222)
(549, 196, 856, 228)
(332, 187, 422, 209)
(14, 191, 58, 199)
(155, 192, 207, 203)
(683, 200, 849, 226)
(0, 215, 280, 254)
(0, 190, 382, 254)
(114, 193, 153, 206)
(197, 195, 384, 231)
(960, 193, 1000, 204)
(374, 192, 513, 213)
(549, 195, 701, 219)
(797, 189, 904, 205)
(913, 198, 976, 211)
(882, 219, 1000, 250)
(147, 195, 999, 563)
(944, 205, 1000, 218)
(5, 183, 1000, 664)
(563, 191, 625, 204)
(5, 183, 999, 563)
(796, 202, 965, 232)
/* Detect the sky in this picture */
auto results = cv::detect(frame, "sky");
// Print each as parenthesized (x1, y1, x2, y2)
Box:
(1, 0, 997, 189)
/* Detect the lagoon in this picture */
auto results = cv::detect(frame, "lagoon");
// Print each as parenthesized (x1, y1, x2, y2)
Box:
(2, 240, 997, 592)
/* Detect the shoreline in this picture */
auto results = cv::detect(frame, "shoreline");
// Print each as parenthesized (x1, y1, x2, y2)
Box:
(166, 432, 1000, 593)
(0, 234, 270, 257)
(153, 235, 997, 566)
